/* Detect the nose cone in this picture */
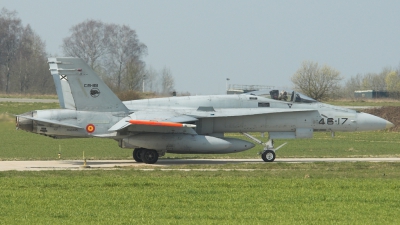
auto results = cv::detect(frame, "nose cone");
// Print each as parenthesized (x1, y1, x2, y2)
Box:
(386, 121, 395, 129)
(356, 112, 394, 131)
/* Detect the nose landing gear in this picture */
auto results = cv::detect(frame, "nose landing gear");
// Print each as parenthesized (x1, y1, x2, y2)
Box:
(241, 132, 287, 162)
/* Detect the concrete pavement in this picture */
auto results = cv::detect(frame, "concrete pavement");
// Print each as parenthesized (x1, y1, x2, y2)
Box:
(0, 98, 58, 103)
(0, 158, 400, 171)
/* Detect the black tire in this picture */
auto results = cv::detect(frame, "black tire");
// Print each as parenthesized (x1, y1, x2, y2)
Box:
(133, 148, 143, 162)
(140, 149, 159, 164)
(262, 150, 276, 162)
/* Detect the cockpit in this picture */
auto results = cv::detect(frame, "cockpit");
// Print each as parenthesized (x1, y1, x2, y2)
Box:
(248, 89, 317, 103)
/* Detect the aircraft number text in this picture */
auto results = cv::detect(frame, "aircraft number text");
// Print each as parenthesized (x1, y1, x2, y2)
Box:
(319, 118, 348, 125)
(84, 84, 98, 87)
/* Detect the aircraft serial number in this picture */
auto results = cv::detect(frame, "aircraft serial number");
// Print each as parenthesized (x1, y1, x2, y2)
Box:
(319, 118, 348, 125)
(84, 84, 98, 87)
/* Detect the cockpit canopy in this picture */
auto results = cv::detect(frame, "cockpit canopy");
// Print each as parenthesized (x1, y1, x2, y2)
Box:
(247, 89, 317, 103)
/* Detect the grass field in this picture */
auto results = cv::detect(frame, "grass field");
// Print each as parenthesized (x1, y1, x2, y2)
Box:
(0, 101, 59, 116)
(1, 163, 400, 224)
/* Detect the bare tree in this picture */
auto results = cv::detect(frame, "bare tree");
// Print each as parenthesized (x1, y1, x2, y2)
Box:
(106, 24, 147, 91)
(0, 8, 53, 94)
(385, 70, 400, 98)
(374, 67, 391, 90)
(124, 59, 146, 91)
(291, 61, 342, 101)
(62, 20, 109, 69)
(343, 73, 363, 98)
(145, 66, 159, 92)
(62, 20, 147, 92)
(160, 67, 175, 94)
(14, 25, 35, 93)
(0, 8, 22, 93)
(26, 32, 50, 93)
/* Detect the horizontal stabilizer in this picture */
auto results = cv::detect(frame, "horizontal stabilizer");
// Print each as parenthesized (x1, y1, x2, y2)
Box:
(17, 115, 82, 129)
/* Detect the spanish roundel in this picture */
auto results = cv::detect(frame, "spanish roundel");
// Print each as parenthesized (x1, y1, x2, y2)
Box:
(86, 124, 95, 133)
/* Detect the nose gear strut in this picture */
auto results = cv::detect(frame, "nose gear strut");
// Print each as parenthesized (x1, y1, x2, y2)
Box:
(241, 132, 287, 162)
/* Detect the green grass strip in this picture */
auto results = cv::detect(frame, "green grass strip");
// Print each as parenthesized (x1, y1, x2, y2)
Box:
(1, 165, 400, 224)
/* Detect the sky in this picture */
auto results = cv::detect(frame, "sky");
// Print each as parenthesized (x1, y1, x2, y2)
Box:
(2, 0, 400, 95)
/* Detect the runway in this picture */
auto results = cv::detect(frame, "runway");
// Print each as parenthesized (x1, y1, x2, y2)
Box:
(1, 158, 400, 171)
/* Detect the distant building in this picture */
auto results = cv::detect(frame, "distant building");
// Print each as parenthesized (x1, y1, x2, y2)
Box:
(354, 90, 389, 98)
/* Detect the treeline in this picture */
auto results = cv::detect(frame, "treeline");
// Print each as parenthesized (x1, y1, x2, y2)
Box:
(292, 61, 400, 101)
(0, 8, 175, 95)
(344, 67, 400, 98)
(62, 20, 175, 95)
(0, 8, 51, 94)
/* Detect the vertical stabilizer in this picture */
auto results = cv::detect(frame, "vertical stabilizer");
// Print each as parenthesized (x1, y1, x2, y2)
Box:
(48, 57, 128, 112)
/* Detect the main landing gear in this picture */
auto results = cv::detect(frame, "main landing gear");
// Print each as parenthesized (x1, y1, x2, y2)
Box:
(133, 148, 143, 162)
(133, 148, 160, 164)
(241, 133, 287, 162)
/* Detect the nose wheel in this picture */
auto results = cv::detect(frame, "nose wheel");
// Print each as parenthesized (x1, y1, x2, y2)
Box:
(261, 150, 276, 162)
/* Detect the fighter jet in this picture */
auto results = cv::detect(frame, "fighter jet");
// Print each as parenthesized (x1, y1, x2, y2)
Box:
(16, 57, 394, 164)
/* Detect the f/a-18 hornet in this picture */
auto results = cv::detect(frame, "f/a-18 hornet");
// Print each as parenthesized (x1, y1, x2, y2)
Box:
(16, 57, 394, 164)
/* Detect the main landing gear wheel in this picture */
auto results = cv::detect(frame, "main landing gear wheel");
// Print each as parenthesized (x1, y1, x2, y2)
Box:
(262, 150, 276, 162)
(133, 148, 144, 162)
(140, 149, 159, 164)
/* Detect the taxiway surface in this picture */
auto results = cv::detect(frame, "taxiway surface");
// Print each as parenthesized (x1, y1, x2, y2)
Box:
(0, 98, 58, 103)
(0, 158, 399, 171)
